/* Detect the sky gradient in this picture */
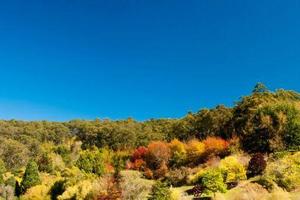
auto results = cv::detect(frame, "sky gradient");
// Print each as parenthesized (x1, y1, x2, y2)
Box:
(0, 0, 300, 121)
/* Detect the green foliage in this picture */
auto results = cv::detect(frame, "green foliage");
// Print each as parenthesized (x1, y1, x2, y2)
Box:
(265, 152, 300, 191)
(54, 145, 72, 165)
(197, 168, 227, 196)
(112, 151, 130, 178)
(37, 152, 53, 173)
(219, 156, 247, 183)
(5, 176, 16, 189)
(75, 149, 105, 176)
(148, 181, 172, 200)
(232, 86, 300, 153)
(0, 138, 30, 170)
(172, 105, 233, 140)
(252, 82, 269, 94)
(20, 160, 41, 193)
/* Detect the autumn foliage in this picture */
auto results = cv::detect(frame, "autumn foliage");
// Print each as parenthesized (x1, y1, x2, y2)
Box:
(127, 137, 234, 179)
(203, 137, 229, 157)
(145, 141, 171, 170)
(186, 139, 205, 164)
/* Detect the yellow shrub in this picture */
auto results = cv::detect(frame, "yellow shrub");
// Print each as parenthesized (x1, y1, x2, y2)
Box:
(21, 185, 50, 200)
(219, 156, 247, 183)
(169, 139, 187, 167)
(58, 179, 93, 200)
(186, 140, 205, 164)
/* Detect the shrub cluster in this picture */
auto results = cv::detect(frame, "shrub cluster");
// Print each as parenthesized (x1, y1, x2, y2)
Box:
(128, 137, 230, 179)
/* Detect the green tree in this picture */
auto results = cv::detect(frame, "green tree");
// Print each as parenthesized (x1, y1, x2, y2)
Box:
(148, 181, 171, 200)
(75, 149, 105, 176)
(194, 168, 227, 196)
(252, 82, 268, 93)
(20, 160, 41, 193)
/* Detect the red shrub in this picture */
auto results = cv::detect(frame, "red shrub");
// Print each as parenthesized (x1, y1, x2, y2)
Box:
(131, 146, 148, 162)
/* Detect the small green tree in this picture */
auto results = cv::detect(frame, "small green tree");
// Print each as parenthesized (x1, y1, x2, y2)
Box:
(196, 168, 227, 196)
(252, 82, 268, 94)
(112, 152, 129, 179)
(148, 181, 171, 200)
(75, 149, 105, 176)
(20, 160, 41, 193)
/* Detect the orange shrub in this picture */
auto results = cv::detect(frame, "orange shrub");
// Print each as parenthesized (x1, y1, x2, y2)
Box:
(144, 168, 154, 179)
(186, 139, 205, 164)
(145, 141, 171, 170)
(132, 159, 146, 170)
(203, 137, 229, 156)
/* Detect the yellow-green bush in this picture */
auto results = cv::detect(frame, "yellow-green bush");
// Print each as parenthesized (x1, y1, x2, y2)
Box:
(219, 156, 247, 183)
(57, 179, 93, 200)
(265, 152, 300, 191)
(20, 185, 50, 200)
(189, 168, 227, 196)
(169, 139, 187, 167)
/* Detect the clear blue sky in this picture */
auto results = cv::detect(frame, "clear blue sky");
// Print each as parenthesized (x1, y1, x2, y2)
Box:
(0, 0, 300, 121)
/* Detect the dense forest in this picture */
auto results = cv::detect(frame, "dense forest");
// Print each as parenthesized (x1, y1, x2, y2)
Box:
(0, 83, 300, 200)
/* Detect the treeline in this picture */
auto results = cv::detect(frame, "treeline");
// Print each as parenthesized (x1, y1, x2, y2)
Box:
(0, 83, 300, 170)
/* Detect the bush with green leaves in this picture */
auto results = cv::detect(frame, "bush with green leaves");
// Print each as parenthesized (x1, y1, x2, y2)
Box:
(219, 156, 247, 183)
(37, 152, 53, 173)
(192, 168, 227, 196)
(75, 149, 105, 176)
(20, 160, 41, 193)
(241, 103, 300, 153)
(148, 181, 172, 200)
(265, 152, 300, 191)
(5, 176, 16, 189)
(112, 151, 130, 178)
(54, 145, 72, 165)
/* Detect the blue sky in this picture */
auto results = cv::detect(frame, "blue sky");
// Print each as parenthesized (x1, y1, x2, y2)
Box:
(0, 0, 300, 121)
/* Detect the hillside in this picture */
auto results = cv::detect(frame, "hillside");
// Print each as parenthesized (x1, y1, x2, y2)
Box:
(0, 83, 299, 200)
